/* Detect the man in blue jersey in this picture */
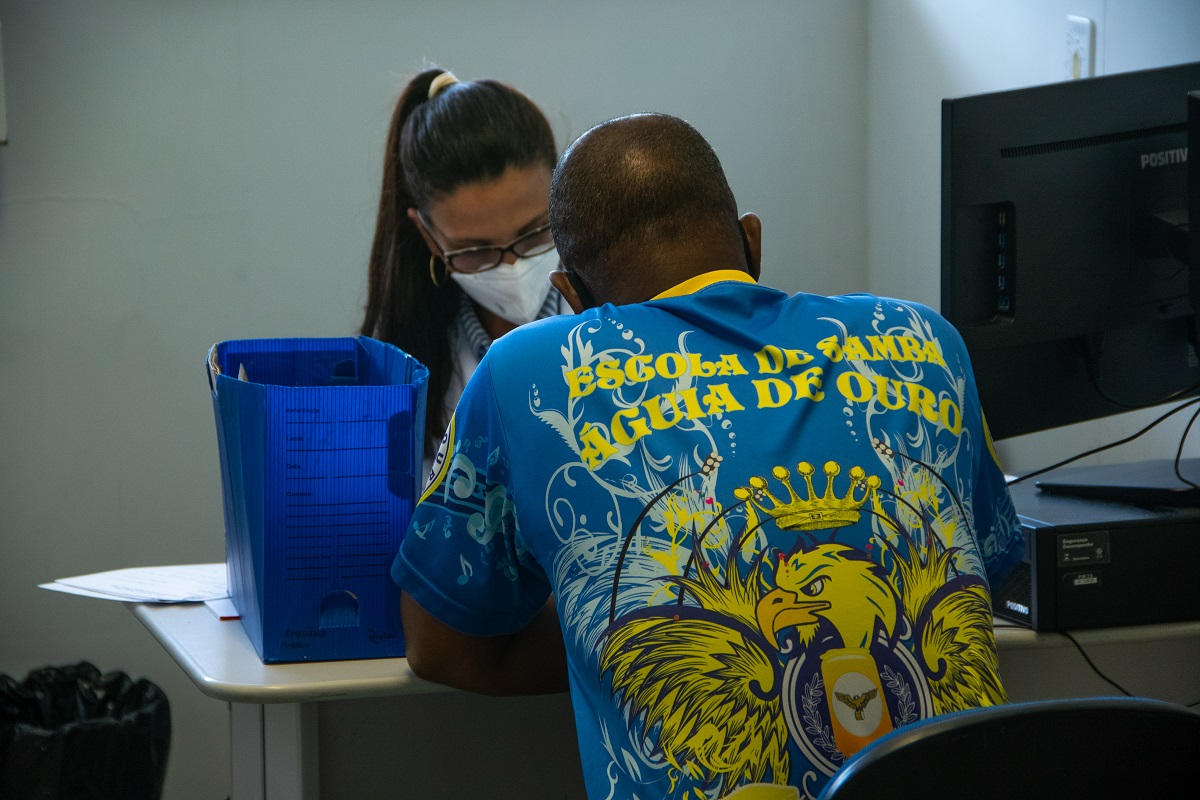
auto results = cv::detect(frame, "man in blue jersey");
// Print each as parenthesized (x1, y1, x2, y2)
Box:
(392, 112, 1022, 800)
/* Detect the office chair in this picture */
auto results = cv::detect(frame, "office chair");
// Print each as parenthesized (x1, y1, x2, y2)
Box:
(816, 696, 1200, 799)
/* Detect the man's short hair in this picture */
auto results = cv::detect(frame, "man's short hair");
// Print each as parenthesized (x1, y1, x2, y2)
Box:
(549, 113, 740, 281)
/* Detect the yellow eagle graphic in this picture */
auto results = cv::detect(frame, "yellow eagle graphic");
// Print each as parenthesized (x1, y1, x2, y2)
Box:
(600, 521, 1005, 790)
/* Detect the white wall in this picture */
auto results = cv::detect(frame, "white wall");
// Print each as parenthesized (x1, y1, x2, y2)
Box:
(0, 3, 867, 798)
(865, 0, 1200, 474)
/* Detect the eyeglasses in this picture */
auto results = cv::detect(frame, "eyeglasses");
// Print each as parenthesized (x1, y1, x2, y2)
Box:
(419, 212, 556, 274)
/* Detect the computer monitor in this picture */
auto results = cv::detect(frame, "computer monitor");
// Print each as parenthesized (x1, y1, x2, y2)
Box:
(940, 62, 1200, 444)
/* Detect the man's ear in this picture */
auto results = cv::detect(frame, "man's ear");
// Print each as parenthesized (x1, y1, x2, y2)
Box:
(406, 207, 440, 256)
(550, 269, 587, 314)
(739, 212, 762, 282)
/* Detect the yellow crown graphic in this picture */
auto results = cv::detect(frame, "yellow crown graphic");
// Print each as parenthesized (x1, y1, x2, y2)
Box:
(733, 461, 880, 532)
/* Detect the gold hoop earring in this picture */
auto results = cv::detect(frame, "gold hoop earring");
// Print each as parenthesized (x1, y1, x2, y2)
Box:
(429, 254, 445, 287)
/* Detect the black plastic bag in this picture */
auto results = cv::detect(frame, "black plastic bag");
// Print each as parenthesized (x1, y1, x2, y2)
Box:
(0, 662, 170, 800)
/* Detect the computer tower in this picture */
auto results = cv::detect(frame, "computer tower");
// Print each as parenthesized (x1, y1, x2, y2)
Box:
(994, 478, 1200, 630)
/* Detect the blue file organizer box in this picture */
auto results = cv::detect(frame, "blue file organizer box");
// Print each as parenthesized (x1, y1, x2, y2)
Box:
(207, 337, 428, 663)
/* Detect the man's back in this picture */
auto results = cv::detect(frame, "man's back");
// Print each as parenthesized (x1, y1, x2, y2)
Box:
(396, 272, 1022, 799)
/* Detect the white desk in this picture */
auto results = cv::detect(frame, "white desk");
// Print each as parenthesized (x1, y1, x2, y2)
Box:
(129, 603, 447, 800)
(131, 603, 1200, 800)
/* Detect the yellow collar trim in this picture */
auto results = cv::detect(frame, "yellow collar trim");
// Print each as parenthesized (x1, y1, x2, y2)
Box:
(652, 270, 756, 301)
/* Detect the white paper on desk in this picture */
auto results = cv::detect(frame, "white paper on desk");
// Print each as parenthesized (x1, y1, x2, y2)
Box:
(40, 563, 228, 603)
(39, 581, 133, 600)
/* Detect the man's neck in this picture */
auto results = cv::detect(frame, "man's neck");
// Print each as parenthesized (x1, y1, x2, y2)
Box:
(612, 240, 748, 305)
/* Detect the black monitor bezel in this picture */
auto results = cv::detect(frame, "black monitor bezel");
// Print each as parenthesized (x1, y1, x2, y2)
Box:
(940, 62, 1200, 442)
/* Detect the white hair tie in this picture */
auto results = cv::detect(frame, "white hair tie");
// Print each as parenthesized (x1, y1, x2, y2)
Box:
(428, 71, 460, 100)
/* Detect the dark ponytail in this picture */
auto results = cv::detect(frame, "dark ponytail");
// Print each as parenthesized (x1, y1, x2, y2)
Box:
(361, 68, 556, 458)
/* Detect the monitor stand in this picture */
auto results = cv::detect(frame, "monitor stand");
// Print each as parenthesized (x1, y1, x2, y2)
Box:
(1032, 457, 1200, 507)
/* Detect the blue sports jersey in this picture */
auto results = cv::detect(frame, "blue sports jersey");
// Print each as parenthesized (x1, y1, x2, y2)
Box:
(392, 271, 1022, 800)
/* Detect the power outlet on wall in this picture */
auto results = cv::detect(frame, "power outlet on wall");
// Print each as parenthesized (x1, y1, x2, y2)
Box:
(1065, 15, 1095, 80)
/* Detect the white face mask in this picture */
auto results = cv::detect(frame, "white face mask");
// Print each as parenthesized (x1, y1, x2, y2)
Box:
(449, 249, 559, 326)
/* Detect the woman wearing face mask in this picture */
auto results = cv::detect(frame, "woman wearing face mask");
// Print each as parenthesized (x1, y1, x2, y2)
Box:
(361, 68, 568, 469)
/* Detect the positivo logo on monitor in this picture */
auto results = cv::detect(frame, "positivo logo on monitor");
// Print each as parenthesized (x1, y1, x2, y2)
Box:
(1139, 147, 1187, 169)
